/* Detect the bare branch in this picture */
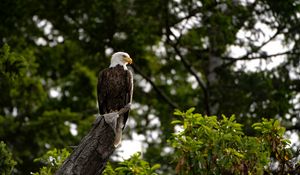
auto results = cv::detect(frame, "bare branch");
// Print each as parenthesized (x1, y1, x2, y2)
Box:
(237, 51, 291, 61)
(221, 27, 285, 68)
(170, 8, 201, 27)
(131, 64, 179, 109)
(167, 31, 211, 115)
(222, 50, 292, 68)
(252, 27, 284, 53)
(285, 123, 300, 131)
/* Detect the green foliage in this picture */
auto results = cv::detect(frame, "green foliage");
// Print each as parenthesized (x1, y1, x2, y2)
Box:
(103, 152, 160, 175)
(1, 0, 300, 174)
(0, 44, 27, 78)
(169, 108, 297, 174)
(252, 119, 295, 173)
(0, 43, 90, 173)
(32, 148, 70, 175)
(0, 141, 17, 175)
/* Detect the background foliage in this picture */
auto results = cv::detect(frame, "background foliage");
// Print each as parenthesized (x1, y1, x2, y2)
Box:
(1, 0, 300, 174)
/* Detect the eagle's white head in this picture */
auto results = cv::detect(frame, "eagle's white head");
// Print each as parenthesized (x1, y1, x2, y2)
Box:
(110, 52, 133, 70)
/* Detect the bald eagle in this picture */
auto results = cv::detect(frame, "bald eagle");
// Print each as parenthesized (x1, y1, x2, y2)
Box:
(97, 52, 133, 147)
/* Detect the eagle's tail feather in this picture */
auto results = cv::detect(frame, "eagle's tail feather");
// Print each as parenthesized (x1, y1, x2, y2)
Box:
(113, 127, 122, 147)
(113, 116, 124, 148)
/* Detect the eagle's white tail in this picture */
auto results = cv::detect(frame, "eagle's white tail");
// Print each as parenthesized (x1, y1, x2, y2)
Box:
(113, 115, 124, 147)
(102, 105, 131, 148)
(114, 127, 122, 147)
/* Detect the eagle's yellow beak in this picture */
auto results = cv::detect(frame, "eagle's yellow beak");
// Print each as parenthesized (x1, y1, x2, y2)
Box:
(123, 56, 133, 64)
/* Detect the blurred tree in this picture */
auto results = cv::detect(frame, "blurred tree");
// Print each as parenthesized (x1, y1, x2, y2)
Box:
(0, 0, 300, 174)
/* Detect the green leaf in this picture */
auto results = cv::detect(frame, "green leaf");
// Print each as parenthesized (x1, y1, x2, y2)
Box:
(171, 120, 182, 125)
(174, 109, 183, 116)
(151, 164, 161, 171)
(186, 107, 195, 114)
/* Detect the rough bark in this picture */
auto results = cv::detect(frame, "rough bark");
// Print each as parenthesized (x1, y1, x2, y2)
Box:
(55, 116, 116, 175)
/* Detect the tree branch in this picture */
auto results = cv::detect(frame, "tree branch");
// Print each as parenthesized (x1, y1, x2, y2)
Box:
(285, 123, 300, 131)
(167, 30, 210, 115)
(170, 8, 201, 28)
(222, 50, 292, 68)
(221, 27, 285, 68)
(251, 27, 284, 54)
(131, 64, 179, 109)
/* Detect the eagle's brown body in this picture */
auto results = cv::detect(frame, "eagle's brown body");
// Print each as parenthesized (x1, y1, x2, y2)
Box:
(97, 65, 133, 129)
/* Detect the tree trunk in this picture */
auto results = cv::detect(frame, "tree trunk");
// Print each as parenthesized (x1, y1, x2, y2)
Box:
(55, 116, 116, 175)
